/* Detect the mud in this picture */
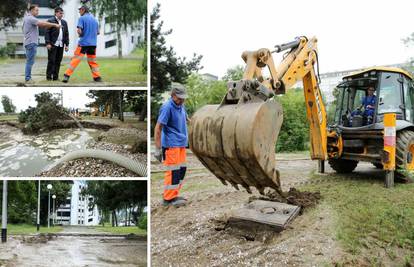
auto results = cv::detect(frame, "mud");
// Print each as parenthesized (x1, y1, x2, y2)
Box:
(151, 151, 347, 266)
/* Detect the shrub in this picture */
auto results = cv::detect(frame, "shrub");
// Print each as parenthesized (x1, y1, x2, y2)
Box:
(138, 213, 147, 230)
(0, 43, 16, 58)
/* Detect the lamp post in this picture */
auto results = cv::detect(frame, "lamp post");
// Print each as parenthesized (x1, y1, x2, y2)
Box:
(37, 180, 40, 232)
(1, 180, 7, 243)
(47, 184, 52, 228)
(52, 195, 56, 226)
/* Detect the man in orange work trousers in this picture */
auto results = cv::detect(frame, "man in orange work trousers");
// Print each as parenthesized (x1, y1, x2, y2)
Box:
(154, 85, 189, 207)
(62, 5, 102, 83)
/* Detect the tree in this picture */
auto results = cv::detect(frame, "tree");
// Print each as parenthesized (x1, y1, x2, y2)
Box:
(222, 65, 244, 81)
(1, 95, 16, 113)
(91, 0, 147, 58)
(0, 0, 27, 30)
(125, 90, 147, 121)
(150, 3, 202, 132)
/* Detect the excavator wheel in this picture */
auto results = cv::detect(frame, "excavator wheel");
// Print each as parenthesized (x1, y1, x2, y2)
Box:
(395, 130, 414, 182)
(372, 163, 383, 169)
(328, 158, 358, 173)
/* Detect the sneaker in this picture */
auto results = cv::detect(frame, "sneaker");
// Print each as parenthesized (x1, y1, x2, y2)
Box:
(94, 77, 103, 82)
(46, 77, 52, 81)
(25, 79, 35, 84)
(175, 196, 188, 201)
(62, 75, 69, 83)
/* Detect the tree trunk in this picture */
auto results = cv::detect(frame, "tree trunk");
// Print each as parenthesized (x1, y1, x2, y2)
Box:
(117, 24, 122, 59)
(139, 101, 147, 121)
(111, 210, 114, 227)
(118, 90, 124, 122)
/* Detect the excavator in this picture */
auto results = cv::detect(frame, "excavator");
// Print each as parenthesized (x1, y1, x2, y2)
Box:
(189, 36, 414, 194)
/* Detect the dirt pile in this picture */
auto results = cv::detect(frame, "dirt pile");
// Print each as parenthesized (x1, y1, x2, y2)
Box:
(23, 233, 57, 244)
(250, 187, 321, 211)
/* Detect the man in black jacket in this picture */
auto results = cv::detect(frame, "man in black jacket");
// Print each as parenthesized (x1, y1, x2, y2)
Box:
(45, 7, 69, 81)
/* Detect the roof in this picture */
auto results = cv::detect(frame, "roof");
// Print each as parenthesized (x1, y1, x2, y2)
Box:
(343, 66, 414, 80)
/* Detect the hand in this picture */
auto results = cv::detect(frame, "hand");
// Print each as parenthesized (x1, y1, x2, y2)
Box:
(64, 46, 69, 52)
(55, 24, 61, 29)
(154, 147, 162, 163)
(46, 44, 52, 50)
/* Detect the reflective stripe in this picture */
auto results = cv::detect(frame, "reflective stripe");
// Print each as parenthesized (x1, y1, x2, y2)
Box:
(73, 55, 83, 60)
(91, 67, 100, 72)
(68, 65, 75, 71)
(164, 180, 183, 190)
(164, 163, 187, 170)
(87, 58, 96, 62)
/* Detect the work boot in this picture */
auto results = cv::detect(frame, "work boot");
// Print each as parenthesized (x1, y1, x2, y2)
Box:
(162, 198, 186, 207)
(62, 75, 70, 83)
(94, 77, 103, 82)
(175, 196, 188, 202)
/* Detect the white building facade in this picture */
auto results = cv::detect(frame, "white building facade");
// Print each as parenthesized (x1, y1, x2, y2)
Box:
(56, 180, 100, 226)
(0, 0, 145, 57)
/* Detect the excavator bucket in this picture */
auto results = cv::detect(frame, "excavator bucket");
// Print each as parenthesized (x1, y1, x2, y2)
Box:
(189, 85, 283, 194)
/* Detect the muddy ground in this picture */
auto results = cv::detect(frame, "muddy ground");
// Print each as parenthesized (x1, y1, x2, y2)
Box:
(151, 151, 387, 266)
(0, 226, 147, 267)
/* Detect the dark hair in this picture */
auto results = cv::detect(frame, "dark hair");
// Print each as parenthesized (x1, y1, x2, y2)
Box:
(29, 4, 38, 11)
(55, 7, 63, 13)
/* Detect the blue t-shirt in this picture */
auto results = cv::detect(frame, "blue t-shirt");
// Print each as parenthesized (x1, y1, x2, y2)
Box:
(77, 13, 98, 46)
(362, 95, 376, 110)
(157, 98, 188, 148)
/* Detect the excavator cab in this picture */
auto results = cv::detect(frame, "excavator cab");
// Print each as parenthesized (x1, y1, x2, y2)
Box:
(328, 68, 414, 180)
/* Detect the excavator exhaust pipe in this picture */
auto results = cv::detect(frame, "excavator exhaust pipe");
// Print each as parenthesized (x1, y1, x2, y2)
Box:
(189, 80, 283, 194)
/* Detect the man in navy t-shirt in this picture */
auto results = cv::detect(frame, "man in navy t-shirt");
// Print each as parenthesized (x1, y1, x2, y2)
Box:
(154, 84, 189, 207)
(63, 5, 102, 83)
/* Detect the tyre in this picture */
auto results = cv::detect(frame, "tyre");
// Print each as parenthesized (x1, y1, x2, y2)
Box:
(373, 163, 383, 169)
(328, 158, 358, 173)
(396, 130, 414, 181)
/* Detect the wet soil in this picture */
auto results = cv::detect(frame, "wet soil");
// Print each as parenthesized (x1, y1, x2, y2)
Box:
(151, 152, 350, 266)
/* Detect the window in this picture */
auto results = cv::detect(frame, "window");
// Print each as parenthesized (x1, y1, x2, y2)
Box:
(403, 77, 414, 122)
(378, 72, 403, 114)
(31, 0, 49, 7)
(88, 218, 93, 222)
(104, 17, 116, 35)
(105, 39, 117, 48)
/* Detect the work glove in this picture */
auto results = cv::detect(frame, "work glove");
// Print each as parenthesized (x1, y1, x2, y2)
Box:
(154, 147, 162, 163)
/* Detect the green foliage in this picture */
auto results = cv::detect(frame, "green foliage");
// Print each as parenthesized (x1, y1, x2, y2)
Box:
(276, 89, 309, 152)
(185, 74, 226, 115)
(0, 181, 71, 225)
(222, 65, 244, 81)
(150, 3, 202, 131)
(138, 213, 147, 230)
(0, 44, 17, 58)
(18, 92, 68, 134)
(1, 95, 16, 113)
(0, 1, 26, 29)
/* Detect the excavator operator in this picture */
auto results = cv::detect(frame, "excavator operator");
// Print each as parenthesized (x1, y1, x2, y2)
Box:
(352, 86, 376, 125)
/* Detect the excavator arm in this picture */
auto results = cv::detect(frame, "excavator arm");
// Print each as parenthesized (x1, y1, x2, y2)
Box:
(189, 36, 328, 194)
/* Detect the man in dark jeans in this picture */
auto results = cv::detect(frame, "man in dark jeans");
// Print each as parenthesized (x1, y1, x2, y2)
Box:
(45, 7, 69, 81)
(63, 5, 102, 83)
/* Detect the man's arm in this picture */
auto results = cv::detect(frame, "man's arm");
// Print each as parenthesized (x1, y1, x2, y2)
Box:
(44, 18, 54, 47)
(154, 122, 163, 149)
(37, 20, 60, 29)
(63, 21, 69, 47)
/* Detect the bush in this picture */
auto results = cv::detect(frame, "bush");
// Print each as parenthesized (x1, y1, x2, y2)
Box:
(0, 43, 16, 58)
(138, 213, 147, 230)
(275, 89, 309, 152)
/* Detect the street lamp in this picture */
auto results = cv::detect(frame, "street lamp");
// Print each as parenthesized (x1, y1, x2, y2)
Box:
(47, 184, 52, 228)
(37, 180, 40, 232)
(52, 195, 56, 226)
(1, 180, 7, 243)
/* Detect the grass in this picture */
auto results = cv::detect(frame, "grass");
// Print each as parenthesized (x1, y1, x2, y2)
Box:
(304, 173, 414, 264)
(0, 57, 9, 65)
(8, 224, 63, 235)
(0, 114, 18, 121)
(131, 47, 145, 58)
(93, 225, 147, 235)
(37, 57, 146, 85)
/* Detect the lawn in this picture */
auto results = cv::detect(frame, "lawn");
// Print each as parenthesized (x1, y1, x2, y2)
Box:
(0, 58, 8, 65)
(131, 47, 145, 58)
(8, 224, 63, 235)
(304, 173, 414, 265)
(37, 57, 146, 85)
(0, 114, 18, 121)
(93, 225, 147, 235)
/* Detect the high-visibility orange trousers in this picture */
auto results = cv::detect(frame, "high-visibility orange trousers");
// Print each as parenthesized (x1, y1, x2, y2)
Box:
(64, 45, 101, 79)
(163, 147, 187, 201)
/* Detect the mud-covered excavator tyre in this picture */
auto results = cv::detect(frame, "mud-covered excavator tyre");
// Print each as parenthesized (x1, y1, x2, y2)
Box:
(396, 130, 414, 182)
(328, 158, 358, 173)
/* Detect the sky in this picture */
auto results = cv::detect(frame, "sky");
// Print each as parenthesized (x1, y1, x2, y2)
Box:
(0, 88, 92, 112)
(152, 0, 414, 78)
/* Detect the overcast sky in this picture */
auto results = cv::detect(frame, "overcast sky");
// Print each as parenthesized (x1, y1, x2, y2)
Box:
(152, 0, 414, 78)
(0, 88, 91, 112)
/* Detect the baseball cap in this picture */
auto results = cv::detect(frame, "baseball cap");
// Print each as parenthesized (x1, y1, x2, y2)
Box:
(171, 83, 188, 99)
(78, 5, 89, 11)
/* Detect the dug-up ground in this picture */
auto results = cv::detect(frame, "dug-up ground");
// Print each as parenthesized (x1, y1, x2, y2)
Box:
(151, 151, 414, 267)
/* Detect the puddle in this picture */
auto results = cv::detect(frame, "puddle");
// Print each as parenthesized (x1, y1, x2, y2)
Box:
(0, 125, 98, 176)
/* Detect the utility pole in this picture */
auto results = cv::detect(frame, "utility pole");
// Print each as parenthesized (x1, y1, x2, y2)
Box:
(1, 180, 7, 243)
(37, 180, 40, 231)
